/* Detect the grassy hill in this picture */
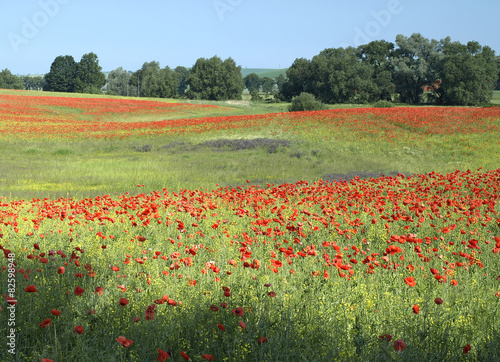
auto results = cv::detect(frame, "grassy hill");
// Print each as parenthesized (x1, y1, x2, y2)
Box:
(240, 68, 287, 78)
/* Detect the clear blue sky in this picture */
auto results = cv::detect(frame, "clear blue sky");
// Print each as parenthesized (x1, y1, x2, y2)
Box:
(1, 0, 499, 75)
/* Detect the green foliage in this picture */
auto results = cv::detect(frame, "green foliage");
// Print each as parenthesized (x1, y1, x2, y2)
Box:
(174, 66, 189, 97)
(440, 41, 497, 105)
(74, 52, 106, 94)
(22, 75, 45, 91)
(107, 67, 132, 96)
(288, 92, 326, 112)
(250, 90, 262, 101)
(244, 73, 261, 93)
(187, 56, 244, 100)
(0, 69, 24, 89)
(44, 55, 77, 92)
(260, 77, 275, 94)
(280, 58, 311, 101)
(130, 62, 177, 98)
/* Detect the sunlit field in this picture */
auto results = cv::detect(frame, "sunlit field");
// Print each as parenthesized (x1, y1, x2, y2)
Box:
(0, 90, 499, 361)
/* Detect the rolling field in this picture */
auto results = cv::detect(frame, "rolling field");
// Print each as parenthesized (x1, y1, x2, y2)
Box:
(0, 90, 500, 361)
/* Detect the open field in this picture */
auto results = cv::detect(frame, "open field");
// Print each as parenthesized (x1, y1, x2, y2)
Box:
(0, 90, 499, 361)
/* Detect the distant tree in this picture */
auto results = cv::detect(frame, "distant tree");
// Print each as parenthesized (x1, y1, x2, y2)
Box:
(244, 73, 261, 93)
(275, 74, 286, 92)
(74, 52, 106, 94)
(174, 66, 190, 96)
(0, 69, 24, 89)
(390, 33, 442, 104)
(157, 66, 177, 98)
(308, 47, 374, 104)
(107, 67, 131, 96)
(261, 77, 275, 95)
(440, 41, 497, 105)
(280, 58, 312, 101)
(22, 75, 45, 90)
(129, 62, 177, 98)
(187, 56, 244, 100)
(357, 40, 395, 101)
(44, 55, 77, 92)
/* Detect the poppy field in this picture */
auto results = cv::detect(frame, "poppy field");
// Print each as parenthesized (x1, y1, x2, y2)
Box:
(0, 91, 500, 361)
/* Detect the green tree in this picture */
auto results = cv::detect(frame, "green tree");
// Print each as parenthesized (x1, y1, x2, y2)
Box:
(22, 75, 45, 90)
(244, 73, 261, 93)
(275, 74, 286, 92)
(107, 67, 132, 96)
(0, 69, 24, 89)
(390, 33, 442, 104)
(308, 47, 374, 104)
(44, 55, 77, 92)
(357, 40, 395, 101)
(440, 41, 497, 105)
(261, 77, 275, 95)
(280, 58, 312, 101)
(187, 56, 244, 100)
(174, 66, 190, 97)
(74, 52, 106, 94)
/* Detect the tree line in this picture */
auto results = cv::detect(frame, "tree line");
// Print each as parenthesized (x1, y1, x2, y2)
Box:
(281, 34, 500, 106)
(1, 33, 499, 106)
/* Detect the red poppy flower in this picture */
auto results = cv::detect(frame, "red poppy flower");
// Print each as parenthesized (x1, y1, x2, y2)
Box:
(42, 359, 54, 362)
(180, 351, 190, 361)
(232, 307, 244, 317)
(220, 302, 228, 309)
(51, 309, 61, 316)
(404, 276, 416, 287)
(111, 266, 120, 271)
(25, 285, 37, 293)
(412, 305, 420, 314)
(268, 291, 276, 298)
(95, 286, 104, 295)
(394, 339, 406, 351)
(495, 291, 500, 298)
(116, 336, 134, 348)
(210, 304, 219, 312)
(239, 321, 246, 329)
(158, 348, 170, 361)
(57, 266, 65, 274)
(202, 354, 214, 361)
(39, 318, 51, 328)
(119, 298, 129, 307)
(74, 325, 84, 334)
(434, 298, 443, 305)
(258, 337, 268, 344)
(463, 344, 471, 354)
(379, 334, 392, 342)
(217, 323, 225, 331)
(137, 236, 146, 242)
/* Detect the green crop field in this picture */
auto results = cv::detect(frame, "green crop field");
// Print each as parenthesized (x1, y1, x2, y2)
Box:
(0, 89, 499, 361)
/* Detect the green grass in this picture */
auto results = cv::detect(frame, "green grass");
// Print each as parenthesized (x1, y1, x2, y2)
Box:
(491, 90, 500, 104)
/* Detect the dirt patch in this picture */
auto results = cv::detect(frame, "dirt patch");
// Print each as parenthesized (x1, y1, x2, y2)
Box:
(225, 100, 251, 107)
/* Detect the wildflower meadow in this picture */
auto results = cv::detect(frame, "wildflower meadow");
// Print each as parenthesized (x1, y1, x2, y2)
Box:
(0, 90, 499, 361)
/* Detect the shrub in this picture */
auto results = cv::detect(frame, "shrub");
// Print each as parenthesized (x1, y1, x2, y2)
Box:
(288, 92, 326, 112)
(372, 100, 394, 108)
